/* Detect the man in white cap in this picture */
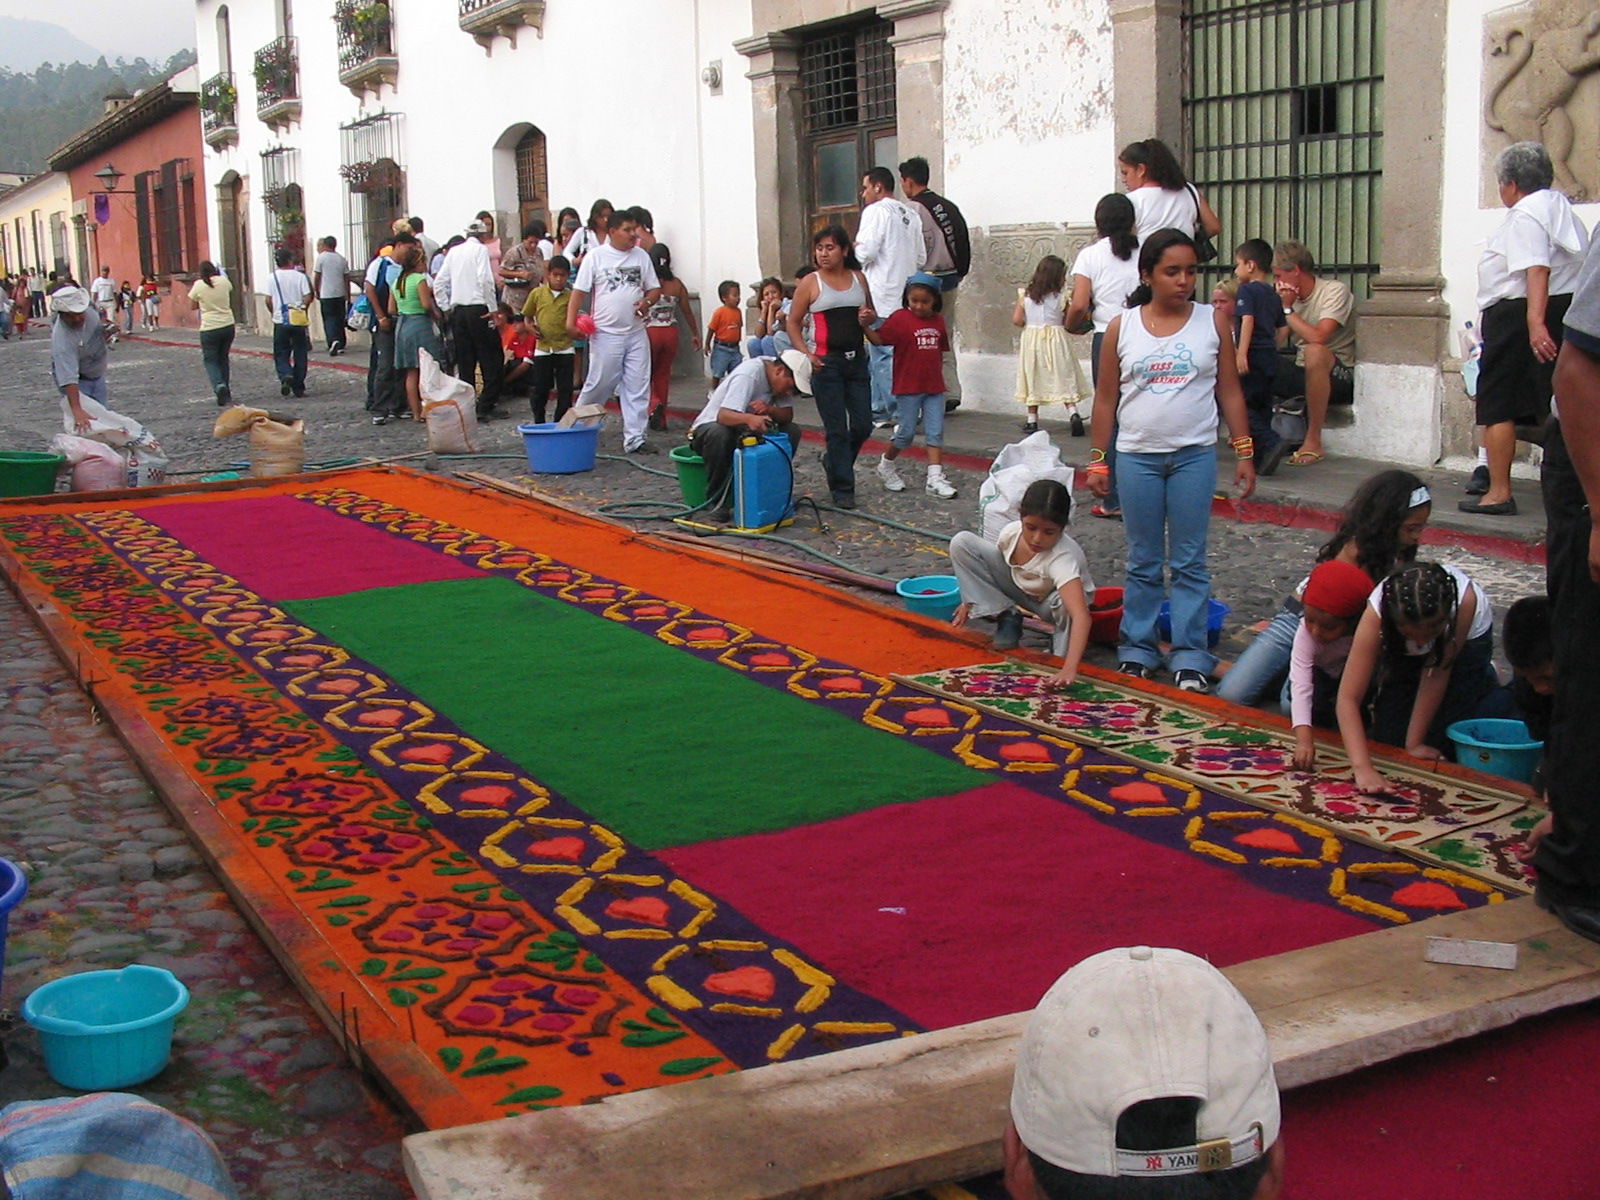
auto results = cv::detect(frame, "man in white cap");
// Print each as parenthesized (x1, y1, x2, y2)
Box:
(1004, 946, 1284, 1200)
(49, 285, 112, 434)
(687, 349, 812, 523)
(435, 218, 504, 419)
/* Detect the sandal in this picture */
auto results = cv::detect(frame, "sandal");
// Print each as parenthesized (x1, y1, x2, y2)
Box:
(1090, 504, 1122, 520)
(1287, 449, 1324, 466)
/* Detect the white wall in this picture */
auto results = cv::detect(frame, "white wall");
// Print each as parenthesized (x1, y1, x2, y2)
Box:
(197, 0, 761, 325)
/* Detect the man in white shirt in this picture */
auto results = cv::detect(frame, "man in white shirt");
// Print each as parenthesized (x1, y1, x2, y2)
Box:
(855, 167, 926, 424)
(88, 266, 118, 343)
(566, 206, 661, 453)
(312, 236, 351, 355)
(437, 220, 504, 419)
(688, 350, 812, 521)
(264, 247, 312, 398)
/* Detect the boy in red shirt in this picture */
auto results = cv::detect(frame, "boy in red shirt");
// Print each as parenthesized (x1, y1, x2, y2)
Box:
(863, 272, 956, 497)
(496, 305, 538, 405)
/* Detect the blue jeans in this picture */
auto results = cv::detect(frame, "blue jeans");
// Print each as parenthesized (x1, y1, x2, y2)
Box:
(1216, 602, 1300, 705)
(869, 341, 895, 421)
(812, 350, 872, 500)
(199, 325, 234, 393)
(1117, 442, 1218, 673)
(893, 392, 946, 449)
(746, 331, 792, 358)
(273, 323, 309, 391)
(709, 340, 742, 379)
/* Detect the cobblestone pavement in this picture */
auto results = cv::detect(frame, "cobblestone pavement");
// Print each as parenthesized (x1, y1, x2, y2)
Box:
(0, 330, 1547, 1195)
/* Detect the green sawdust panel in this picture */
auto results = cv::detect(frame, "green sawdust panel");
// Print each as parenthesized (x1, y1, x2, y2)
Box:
(285, 576, 983, 849)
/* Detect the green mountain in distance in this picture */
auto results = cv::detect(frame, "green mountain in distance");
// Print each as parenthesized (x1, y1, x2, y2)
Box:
(0, 49, 198, 176)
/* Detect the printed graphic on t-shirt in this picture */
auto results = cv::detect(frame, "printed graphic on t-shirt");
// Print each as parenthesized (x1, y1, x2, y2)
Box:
(1129, 344, 1199, 393)
(598, 265, 643, 295)
(912, 326, 942, 352)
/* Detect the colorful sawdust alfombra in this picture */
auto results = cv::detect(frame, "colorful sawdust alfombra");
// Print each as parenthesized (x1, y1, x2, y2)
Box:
(0, 467, 1527, 1128)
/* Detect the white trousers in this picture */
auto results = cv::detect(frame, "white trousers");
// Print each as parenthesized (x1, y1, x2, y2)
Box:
(577, 327, 651, 450)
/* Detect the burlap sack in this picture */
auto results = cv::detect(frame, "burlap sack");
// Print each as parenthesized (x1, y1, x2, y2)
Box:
(249, 418, 306, 477)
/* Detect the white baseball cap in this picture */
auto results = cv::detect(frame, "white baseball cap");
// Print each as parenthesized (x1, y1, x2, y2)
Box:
(49, 286, 91, 314)
(1010, 946, 1279, 1179)
(778, 348, 813, 396)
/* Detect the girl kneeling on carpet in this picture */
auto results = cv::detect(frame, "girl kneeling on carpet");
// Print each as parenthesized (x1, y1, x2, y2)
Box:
(1287, 560, 1375, 770)
(1218, 471, 1432, 708)
(1088, 227, 1256, 694)
(949, 479, 1094, 687)
(1337, 561, 1499, 795)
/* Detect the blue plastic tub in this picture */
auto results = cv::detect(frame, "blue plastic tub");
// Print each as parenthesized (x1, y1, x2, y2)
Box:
(1446, 718, 1543, 784)
(1157, 598, 1231, 649)
(0, 857, 25, 1001)
(23, 964, 190, 1090)
(897, 574, 962, 622)
(517, 422, 600, 474)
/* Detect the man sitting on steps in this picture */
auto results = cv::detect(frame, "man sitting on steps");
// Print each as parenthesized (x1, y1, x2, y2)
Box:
(1265, 239, 1358, 472)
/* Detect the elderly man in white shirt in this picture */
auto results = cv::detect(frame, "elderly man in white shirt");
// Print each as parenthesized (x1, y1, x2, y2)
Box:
(856, 166, 925, 424)
(436, 219, 504, 419)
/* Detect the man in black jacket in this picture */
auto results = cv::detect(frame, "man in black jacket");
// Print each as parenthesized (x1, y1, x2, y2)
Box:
(901, 156, 970, 412)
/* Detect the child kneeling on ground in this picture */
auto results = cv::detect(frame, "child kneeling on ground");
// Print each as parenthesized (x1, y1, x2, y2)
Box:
(949, 479, 1093, 687)
(864, 272, 958, 499)
(1287, 559, 1375, 770)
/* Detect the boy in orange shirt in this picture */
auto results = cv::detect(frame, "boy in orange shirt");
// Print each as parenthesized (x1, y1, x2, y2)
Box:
(706, 280, 743, 381)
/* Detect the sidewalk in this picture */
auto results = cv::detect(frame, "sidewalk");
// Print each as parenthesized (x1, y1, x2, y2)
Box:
(137, 327, 1545, 556)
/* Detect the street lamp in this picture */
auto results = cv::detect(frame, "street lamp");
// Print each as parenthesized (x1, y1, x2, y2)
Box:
(93, 162, 135, 193)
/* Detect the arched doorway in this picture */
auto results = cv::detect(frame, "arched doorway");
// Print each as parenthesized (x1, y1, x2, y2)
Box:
(216, 169, 251, 321)
(491, 123, 548, 239)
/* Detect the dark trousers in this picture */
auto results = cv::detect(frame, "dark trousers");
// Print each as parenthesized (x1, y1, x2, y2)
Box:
(272, 324, 309, 392)
(1243, 344, 1280, 460)
(365, 322, 402, 415)
(811, 350, 872, 500)
(199, 325, 234, 393)
(689, 421, 800, 508)
(1533, 421, 1600, 905)
(320, 297, 347, 352)
(1366, 631, 1496, 753)
(450, 304, 504, 416)
(528, 354, 575, 423)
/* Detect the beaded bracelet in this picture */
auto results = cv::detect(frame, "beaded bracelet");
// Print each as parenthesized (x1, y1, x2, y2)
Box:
(1230, 435, 1255, 458)
(1084, 463, 1110, 476)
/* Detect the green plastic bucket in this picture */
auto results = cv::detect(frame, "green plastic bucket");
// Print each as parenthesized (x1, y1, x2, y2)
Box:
(669, 444, 708, 507)
(0, 452, 64, 498)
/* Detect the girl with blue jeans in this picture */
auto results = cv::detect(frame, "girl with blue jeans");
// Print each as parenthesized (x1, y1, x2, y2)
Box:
(1087, 228, 1255, 693)
(1216, 470, 1432, 707)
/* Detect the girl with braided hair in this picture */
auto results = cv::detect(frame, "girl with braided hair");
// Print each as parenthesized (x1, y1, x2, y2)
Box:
(1337, 562, 1499, 794)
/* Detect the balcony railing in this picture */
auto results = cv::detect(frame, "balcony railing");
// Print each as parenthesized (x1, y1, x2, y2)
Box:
(335, 0, 398, 96)
(200, 70, 238, 148)
(458, 0, 545, 51)
(253, 35, 301, 129)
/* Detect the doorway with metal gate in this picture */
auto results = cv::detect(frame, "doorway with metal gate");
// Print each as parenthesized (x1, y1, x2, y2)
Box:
(1183, 0, 1384, 298)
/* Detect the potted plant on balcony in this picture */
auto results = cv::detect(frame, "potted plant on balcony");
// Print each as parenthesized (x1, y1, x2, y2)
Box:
(336, 0, 392, 60)
(203, 77, 237, 127)
(254, 43, 296, 104)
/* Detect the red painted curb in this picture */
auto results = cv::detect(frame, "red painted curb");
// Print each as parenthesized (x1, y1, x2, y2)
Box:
(122, 338, 1545, 565)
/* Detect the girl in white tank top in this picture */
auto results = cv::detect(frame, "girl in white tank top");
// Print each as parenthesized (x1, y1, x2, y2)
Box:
(1086, 229, 1256, 693)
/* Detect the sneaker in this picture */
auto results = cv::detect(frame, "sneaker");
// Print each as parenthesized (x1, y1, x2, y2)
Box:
(876, 456, 905, 491)
(626, 441, 660, 455)
(1119, 661, 1151, 680)
(992, 609, 1025, 651)
(1465, 465, 1490, 495)
(1174, 669, 1212, 694)
(371, 415, 389, 425)
(925, 468, 957, 499)
(1069, 413, 1085, 438)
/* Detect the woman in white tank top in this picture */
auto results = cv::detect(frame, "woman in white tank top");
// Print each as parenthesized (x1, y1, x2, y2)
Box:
(1087, 228, 1255, 694)
(1118, 138, 1222, 243)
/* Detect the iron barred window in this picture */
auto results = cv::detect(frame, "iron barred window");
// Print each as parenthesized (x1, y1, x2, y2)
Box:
(1183, 0, 1384, 297)
(801, 22, 895, 132)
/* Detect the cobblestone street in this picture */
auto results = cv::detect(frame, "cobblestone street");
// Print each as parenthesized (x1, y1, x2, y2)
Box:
(0, 328, 1548, 1197)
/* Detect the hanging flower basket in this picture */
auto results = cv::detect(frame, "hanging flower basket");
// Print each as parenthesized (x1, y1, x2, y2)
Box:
(341, 160, 401, 195)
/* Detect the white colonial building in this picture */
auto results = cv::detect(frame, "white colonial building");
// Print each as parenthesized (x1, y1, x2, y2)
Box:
(194, 0, 1600, 467)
